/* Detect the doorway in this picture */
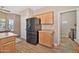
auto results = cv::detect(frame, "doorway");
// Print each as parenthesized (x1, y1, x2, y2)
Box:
(58, 9, 77, 52)
(60, 10, 76, 40)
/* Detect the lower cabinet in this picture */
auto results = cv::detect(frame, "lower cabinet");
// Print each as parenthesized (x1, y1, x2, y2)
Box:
(39, 31, 54, 48)
(0, 37, 16, 53)
(0, 41, 16, 53)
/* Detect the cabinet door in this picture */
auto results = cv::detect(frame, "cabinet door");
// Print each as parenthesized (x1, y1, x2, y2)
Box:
(39, 31, 53, 48)
(45, 32, 53, 47)
(0, 37, 15, 45)
(33, 12, 54, 24)
(0, 41, 16, 53)
(39, 31, 46, 45)
(40, 12, 54, 24)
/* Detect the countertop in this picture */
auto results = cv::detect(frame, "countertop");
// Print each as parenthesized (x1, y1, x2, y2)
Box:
(0, 32, 17, 39)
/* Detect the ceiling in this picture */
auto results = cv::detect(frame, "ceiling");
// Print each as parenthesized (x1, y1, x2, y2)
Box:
(1, 6, 44, 14)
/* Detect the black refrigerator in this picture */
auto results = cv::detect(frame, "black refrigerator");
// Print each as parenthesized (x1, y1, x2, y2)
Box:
(26, 17, 41, 45)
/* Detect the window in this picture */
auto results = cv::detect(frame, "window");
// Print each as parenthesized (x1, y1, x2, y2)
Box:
(8, 19, 14, 31)
(0, 18, 6, 31)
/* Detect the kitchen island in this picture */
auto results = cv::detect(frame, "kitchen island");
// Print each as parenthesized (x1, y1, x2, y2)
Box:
(0, 32, 17, 53)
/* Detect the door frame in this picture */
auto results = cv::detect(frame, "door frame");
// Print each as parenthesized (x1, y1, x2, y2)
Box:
(58, 8, 77, 45)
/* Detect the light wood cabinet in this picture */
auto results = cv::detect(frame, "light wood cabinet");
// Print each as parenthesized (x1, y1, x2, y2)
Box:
(0, 41, 16, 53)
(40, 12, 54, 24)
(0, 36, 16, 53)
(33, 12, 54, 24)
(39, 31, 54, 48)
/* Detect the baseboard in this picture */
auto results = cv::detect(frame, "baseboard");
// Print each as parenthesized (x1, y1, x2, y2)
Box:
(54, 43, 60, 48)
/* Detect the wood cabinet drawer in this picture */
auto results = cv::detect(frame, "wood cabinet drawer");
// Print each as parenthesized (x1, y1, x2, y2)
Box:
(0, 41, 16, 53)
(0, 36, 15, 45)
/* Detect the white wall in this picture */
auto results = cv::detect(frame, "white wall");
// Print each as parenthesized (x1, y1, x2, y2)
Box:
(20, 16, 27, 39)
(61, 11, 76, 37)
(20, 8, 33, 40)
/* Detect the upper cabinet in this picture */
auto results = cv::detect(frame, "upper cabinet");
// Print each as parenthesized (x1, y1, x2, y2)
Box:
(33, 12, 54, 24)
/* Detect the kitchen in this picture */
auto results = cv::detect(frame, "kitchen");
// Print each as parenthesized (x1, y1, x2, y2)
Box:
(0, 6, 79, 53)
